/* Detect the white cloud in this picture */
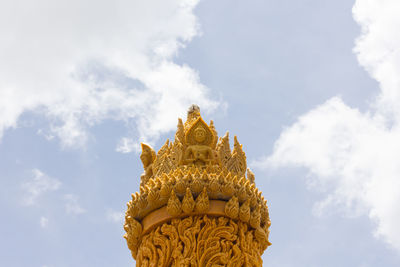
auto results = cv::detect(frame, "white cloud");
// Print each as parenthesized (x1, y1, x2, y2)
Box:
(106, 209, 124, 224)
(353, 0, 400, 122)
(0, 0, 220, 148)
(255, 0, 400, 251)
(64, 194, 86, 215)
(116, 137, 138, 154)
(22, 169, 61, 205)
(40, 216, 49, 228)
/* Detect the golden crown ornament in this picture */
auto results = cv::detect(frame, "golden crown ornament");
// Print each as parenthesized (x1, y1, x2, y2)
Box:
(124, 105, 271, 266)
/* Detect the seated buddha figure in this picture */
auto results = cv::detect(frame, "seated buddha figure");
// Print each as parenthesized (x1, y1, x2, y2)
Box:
(184, 118, 214, 166)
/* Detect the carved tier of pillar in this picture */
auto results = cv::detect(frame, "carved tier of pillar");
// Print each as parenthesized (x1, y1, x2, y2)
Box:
(124, 105, 271, 266)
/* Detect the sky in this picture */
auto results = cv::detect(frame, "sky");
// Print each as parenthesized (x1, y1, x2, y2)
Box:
(1, 0, 400, 266)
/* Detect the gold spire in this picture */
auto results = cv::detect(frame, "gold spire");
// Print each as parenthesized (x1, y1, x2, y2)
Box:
(124, 106, 271, 266)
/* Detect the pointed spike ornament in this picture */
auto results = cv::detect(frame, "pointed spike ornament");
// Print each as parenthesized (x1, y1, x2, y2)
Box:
(255, 227, 271, 251)
(238, 176, 246, 185)
(175, 118, 185, 144)
(250, 204, 261, 229)
(147, 187, 160, 205)
(260, 205, 269, 226)
(162, 173, 169, 183)
(194, 168, 201, 179)
(201, 169, 209, 183)
(182, 188, 195, 213)
(185, 172, 193, 183)
(247, 168, 255, 184)
(167, 191, 182, 216)
(129, 205, 139, 218)
(250, 193, 258, 208)
(190, 177, 203, 195)
(195, 188, 209, 213)
(174, 177, 186, 195)
(209, 120, 218, 149)
(177, 168, 184, 179)
(155, 177, 162, 189)
(138, 195, 147, 209)
(217, 131, 231, 166)
(160, 182, 172, 198)
(205, 164, 214, 173)
(208, 176, 220, 199)
(221, 179, 235, 198)
(239, 199, 251, 222)
(225, 196, 239, 219)
(232, 175, 239, 184)
(238, 186, 247, 203)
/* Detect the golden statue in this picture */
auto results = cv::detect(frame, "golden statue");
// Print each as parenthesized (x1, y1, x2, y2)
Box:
(124, 105, 271, 266)
(139, 143, 156, 186)
(184, 118, 215, 166)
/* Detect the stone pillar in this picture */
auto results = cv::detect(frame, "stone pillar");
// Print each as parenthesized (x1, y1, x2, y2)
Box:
(124, 105, 271, 266)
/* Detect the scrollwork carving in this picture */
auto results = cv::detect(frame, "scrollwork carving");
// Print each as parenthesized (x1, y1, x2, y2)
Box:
(136, 215, 265, 267)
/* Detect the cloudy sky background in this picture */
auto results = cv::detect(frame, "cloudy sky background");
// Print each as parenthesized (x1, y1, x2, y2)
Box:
(1, 0, 400, 266)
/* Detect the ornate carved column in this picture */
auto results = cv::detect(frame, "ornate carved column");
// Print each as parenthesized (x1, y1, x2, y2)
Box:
(124, 105, 271, 266)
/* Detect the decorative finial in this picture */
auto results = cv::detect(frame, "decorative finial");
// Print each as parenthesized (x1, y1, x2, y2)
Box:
(186, 104, 201, 128)
(187, 104, 200, 115)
